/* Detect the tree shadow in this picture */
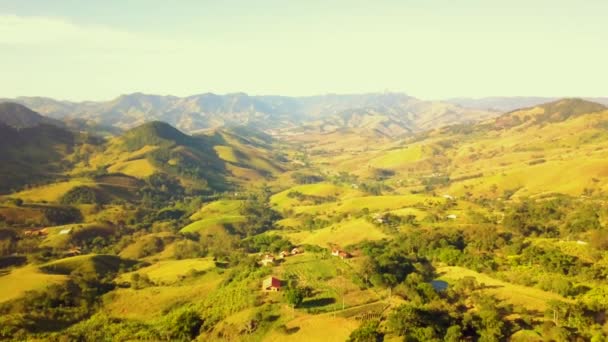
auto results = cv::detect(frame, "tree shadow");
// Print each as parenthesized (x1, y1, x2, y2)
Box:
(266, 314, 280, 322)
(300, 297, 336, 308)
(286, 326, 300, 334)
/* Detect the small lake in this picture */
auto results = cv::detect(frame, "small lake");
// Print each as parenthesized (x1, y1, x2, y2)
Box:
(431, 280, 449, 291)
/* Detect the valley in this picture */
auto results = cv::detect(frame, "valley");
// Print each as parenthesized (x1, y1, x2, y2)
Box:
(1, 97, 608, 341)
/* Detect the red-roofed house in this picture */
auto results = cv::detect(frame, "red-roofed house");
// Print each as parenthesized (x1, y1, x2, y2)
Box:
(262, 276, 281, 291)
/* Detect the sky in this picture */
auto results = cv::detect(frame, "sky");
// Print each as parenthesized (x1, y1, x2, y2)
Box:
(0, 0, 607, 101)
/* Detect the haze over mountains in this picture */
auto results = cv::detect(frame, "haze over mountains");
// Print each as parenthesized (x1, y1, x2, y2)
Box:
(447, 96, 608, 112)
(3, 92, 501, 137)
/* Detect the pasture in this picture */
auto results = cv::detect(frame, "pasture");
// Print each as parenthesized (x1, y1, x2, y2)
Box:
(437, 266, 571, 313)
(0, 266, 68, 303)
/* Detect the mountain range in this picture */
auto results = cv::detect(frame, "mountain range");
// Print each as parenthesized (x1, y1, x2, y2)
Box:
(3, 96, 608, 340)
(2, 92, 500, 136)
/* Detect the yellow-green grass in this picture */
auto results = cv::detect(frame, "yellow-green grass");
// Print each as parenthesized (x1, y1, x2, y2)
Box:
(529, 238, 597, 263)
(509, 330, 543, 342)
(389, 207, 429, 220)
(107, 158, 157, 178)
(447, 158, 608, 198)
(40, 223, 85, 248)
(442, 111, 608, 198)
(220, 135, 283, 175)
(275, 217, 303, 229)
(147, 241, 179, 261)
(104, 272, 222, 320)
(284, 218, 388, 248)
(41, 222, 117, 250)
(14, 179, 90, 202)
(217, 145, 281, 177)
(190, 199, 243, 221)
(214, 145, 240, 163)
(0, 265, 68, 303)
(291, 194, 444, 216)
(180, 215, 247, 233)
(271, 183, 363, 210)
(437, 266, 570, 313)
(118, 232, 177, 259)
(264, 313, 359, 342)
(274, 253, 381, 313)
(368, 144, 424, 169)
(41, 254, 136, 278)
(118, 258, 215, 284)
(83, 205, 134, 224)
(226, 164, 268, 183)
(85, 144, 159, 169)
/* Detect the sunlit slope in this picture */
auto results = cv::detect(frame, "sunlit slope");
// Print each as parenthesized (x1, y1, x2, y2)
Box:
(299, 99, 608, 198)
(70, 122, 286, 192)
(442, 100, 608, 198)
(0, 266, 68, 303)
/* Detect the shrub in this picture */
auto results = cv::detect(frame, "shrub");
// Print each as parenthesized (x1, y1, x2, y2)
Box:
(61, 186, 99, 205)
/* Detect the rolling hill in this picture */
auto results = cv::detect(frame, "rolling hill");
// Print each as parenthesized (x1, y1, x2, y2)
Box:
(81, 121, 285, 192)
(4, 97, 608, 341)
(0, 122, 78, 193)
(308, 98, 608, 199)
(0, 103, 286, 196)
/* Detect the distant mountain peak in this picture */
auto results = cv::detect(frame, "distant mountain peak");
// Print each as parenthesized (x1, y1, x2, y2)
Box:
(0, 102, 64, 129)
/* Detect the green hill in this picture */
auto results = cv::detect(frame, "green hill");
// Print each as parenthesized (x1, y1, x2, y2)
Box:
(0, 123, 80, 193)
(83, 121, 285, 192)
(40, 254, 137, 279)
(121, 121, 198, 151)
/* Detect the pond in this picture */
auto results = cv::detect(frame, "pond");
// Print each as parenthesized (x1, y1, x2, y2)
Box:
(431, 280, 449, 291)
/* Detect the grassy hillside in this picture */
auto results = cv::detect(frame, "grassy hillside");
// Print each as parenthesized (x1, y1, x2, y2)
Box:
(40, 254, 137, 278)
(0, 266, 68, 303)
(5, 99, 608, 341)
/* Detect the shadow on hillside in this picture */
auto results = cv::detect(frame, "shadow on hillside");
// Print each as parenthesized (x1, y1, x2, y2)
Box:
(285, 326, 300, 334)
(300, 297, 336, 308)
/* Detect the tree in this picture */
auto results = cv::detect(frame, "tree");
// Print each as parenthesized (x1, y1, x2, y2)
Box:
(564, 204, 601, 234)
(347, 321, 383, 342)
(285, 287, 306, 308)
(444, 325, 463, 342)
(61, 186, 99, 205)
(167, 309, 203, 341)
(388, 304, 422, 335)
(238, 187, 281, 236)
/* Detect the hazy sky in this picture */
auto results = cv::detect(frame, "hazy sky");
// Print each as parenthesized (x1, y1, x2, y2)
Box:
(1, 0, 606, 101)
